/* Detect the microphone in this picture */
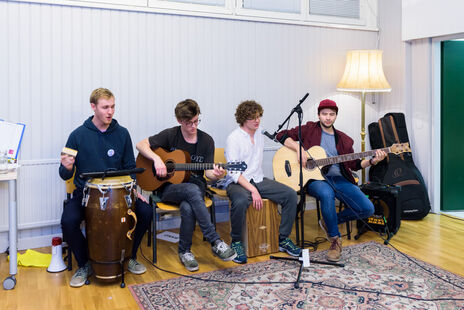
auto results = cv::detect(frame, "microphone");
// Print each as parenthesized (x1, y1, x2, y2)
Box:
(262, 130, 277, 141)
(299, 93, 309, 104)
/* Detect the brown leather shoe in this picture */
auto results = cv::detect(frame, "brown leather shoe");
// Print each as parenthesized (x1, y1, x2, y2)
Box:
(327, 236, 342, 262)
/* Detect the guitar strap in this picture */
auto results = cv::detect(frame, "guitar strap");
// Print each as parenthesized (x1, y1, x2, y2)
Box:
(389, 116, 404, 161)
(378, 119, 389, 163)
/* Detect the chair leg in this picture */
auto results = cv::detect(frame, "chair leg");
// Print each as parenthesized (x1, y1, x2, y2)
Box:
(153, 209, 158, 264)
(63, 198, 73, 271)
(346, 221, 351, 240)
(211, 200, 216, 231)
(316, 199, 321, 222)
(338, 202, 351, 240)
(147, 195, 152, 247)
(147, 216, 152, 247)
(148, 195, 157, 264)
(66, 245, 72, 271)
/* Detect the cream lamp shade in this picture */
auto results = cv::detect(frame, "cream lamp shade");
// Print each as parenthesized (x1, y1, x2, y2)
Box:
(336, 49, 391, 183)
(337, 50, 391, 92)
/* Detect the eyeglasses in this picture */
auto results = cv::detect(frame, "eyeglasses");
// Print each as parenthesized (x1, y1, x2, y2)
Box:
(184, 118, 201, 127)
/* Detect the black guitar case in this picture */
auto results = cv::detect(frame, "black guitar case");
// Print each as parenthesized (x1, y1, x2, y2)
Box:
(368, 113, 430, 220)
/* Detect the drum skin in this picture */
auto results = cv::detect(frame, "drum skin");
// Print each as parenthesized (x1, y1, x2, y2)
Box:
(85, 177, 135, 281)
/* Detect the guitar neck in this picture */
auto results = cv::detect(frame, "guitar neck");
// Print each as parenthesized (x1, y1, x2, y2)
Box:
(173, 163, 224, 171)
(314, 147, 390, 167)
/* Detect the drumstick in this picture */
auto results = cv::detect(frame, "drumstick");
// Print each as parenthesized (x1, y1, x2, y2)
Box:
(61, 147, 78, 157)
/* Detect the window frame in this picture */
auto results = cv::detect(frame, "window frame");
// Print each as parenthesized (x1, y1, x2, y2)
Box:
(9, 0, 377, 31)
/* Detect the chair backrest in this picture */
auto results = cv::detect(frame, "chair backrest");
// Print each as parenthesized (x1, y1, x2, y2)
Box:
(206, 148, 227, 182)
(65, 170, 76, 195)
(214, 147, 226, 163)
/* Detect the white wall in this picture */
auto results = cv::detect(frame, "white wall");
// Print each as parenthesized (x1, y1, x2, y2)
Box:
(402, 0, 464, 41)
(374, 0, 440, 212)
(0, 0, 388, 249)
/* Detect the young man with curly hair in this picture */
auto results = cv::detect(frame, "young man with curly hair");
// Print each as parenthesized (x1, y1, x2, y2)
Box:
(224, 100, 301, 264)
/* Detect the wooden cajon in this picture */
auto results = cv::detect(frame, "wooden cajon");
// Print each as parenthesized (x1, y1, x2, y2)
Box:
(242, 199, 281, 257)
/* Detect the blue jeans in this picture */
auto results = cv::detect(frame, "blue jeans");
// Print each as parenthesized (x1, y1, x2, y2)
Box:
(161, 182, 220, 253)
(307, 176, 374, 238)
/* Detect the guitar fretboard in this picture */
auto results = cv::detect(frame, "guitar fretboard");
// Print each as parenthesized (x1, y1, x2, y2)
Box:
(173, 163, 227, 171)
(313, 147, 390, 166)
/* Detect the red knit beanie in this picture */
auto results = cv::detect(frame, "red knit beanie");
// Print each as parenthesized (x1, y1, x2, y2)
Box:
(318, 99, 338, 114)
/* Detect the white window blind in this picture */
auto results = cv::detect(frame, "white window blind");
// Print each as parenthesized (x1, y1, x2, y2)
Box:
(163, 0, 225, 6)
(309, 0, 360, 19)
(242, 0, 300, 14)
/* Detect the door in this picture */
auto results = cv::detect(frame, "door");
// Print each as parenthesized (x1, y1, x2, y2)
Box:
(441, 41, 464, 211)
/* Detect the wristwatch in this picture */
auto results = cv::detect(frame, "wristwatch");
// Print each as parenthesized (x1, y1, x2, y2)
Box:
(369, 158, 377, 166)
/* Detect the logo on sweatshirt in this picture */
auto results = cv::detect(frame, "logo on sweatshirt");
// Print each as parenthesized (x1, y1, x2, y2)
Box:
(107, 149, 115, 157)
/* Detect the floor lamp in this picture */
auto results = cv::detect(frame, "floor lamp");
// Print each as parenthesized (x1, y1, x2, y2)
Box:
(336, 50, 391, 183)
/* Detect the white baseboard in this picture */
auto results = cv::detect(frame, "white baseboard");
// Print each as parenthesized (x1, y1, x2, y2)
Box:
(0, 233, 62, 252)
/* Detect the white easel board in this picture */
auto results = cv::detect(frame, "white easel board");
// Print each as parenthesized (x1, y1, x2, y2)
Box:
(0, 120, 26, 160)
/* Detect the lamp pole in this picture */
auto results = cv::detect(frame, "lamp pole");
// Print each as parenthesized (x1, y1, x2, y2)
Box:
(360, 91, 366, 184)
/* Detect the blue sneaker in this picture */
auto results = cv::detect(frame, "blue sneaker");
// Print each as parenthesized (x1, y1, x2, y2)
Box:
(279, 238, 301, 257)
(230, 241, 247, 264)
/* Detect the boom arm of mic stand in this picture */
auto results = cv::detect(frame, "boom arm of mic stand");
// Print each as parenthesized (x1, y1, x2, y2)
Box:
(272, 93, 310, 137)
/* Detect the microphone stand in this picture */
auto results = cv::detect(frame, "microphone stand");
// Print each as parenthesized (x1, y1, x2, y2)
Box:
(264, 93, 309, 247)
(266, 93, 344, 287)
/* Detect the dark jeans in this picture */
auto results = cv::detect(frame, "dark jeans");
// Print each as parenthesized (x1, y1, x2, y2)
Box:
(306, 175, 374, 238)
(161, 182, 220, 253)
(61, 190, 153, 268)
(226, 178, 297, 242)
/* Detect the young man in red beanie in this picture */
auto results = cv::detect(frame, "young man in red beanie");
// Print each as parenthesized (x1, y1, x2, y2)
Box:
(275, 99, 386, 261)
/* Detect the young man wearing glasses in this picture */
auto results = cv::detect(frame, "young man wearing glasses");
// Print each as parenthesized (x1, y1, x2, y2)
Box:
(136, 99, 236, 271)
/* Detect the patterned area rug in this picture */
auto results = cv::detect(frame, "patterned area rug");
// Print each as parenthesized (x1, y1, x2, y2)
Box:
(130, 242, 464, 309)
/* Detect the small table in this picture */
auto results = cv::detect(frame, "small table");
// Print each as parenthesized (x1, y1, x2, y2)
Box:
(1, 170, 18, 290)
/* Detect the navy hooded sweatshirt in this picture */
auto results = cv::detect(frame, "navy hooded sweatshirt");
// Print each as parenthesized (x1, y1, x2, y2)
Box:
(59, 116, 136, 190)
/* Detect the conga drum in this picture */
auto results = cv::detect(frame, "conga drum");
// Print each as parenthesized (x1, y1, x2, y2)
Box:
(84, 176, 137, 282)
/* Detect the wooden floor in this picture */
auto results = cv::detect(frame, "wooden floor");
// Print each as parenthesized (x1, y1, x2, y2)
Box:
(1, 210, 463, 309)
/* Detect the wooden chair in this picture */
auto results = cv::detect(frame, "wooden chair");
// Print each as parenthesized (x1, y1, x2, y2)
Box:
(147, 191, 216, 264)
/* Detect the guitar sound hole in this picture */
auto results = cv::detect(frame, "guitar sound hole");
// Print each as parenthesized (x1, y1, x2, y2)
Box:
(284, 160, 291, 177)
(306, 160, 316, 170)
(164, 161, 176, 179)
(153, 161, 175, 181)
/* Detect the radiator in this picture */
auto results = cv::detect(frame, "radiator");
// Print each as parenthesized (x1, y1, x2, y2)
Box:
(0, 159, 64, 233)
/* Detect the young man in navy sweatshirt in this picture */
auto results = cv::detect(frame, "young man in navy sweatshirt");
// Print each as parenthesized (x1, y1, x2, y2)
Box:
(59, 88, 152, 287)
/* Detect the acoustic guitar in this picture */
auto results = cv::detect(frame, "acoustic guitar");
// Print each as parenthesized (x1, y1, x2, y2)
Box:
(273, 143, 411, 191)
(136, 148, 247, 191)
